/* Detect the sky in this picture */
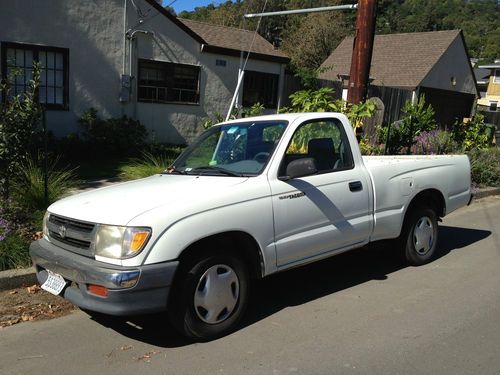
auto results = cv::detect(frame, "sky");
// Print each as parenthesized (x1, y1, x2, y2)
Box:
(163, 0, 228, 13)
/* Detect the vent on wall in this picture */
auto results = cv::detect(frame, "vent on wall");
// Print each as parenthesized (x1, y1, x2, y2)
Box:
(216, 59, 227, 67)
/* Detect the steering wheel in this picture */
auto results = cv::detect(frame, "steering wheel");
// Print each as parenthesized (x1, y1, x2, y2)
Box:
(253, 152, 270, 163)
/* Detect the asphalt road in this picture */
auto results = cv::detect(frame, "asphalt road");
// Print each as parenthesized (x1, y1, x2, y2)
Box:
(1, 197, 499, 375)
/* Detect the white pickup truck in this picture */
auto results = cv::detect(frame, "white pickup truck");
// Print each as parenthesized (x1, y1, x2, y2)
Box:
(30, 113, 472, 340)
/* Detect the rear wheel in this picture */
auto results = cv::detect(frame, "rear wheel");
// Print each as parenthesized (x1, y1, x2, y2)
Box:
(169, 252, 249, 341)
(402, 207, 438, 265)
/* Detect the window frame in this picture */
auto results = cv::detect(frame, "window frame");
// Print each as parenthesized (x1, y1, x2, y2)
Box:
(1, 41, 69, 110)
(137, 58, 200, 105)
(278, 118, 355, 178)
(242, 70, 279, 109)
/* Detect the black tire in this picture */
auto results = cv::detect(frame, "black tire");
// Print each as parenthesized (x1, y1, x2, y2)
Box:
(168, 253, 249, 341)
(401, 207, 439, 266)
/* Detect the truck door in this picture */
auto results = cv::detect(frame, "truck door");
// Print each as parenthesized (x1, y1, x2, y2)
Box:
(269, 118, 372, 267)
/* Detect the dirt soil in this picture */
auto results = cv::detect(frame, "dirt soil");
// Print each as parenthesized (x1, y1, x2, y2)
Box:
(0, 285, 76, 328)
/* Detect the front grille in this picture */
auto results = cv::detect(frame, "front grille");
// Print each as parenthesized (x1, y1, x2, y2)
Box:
(48, 231, 92, 249)
(47, 214, 96, 256)
(49, 215, 94, 233)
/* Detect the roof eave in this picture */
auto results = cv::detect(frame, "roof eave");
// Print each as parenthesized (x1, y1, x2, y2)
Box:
(478, 64, 500, 69)
(201, 44, 290, 64)
(143, 0, 206, 44)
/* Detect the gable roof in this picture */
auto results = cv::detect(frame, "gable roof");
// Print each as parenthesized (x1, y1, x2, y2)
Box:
(143, 0, 289, 64)
(474, 68, 491, 84)
(319, 30, 462, 89)
(179, 19, 289, 64)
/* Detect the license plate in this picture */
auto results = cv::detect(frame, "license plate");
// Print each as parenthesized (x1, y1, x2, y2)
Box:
(41, 270, 67, 296)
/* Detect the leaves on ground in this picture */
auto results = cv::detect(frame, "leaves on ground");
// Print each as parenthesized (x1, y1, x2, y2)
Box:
(0, 286, 76, 328)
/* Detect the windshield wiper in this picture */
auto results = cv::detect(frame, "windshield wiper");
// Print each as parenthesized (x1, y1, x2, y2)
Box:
(190, 166, 244, 177)
(162, 166, 187, 175)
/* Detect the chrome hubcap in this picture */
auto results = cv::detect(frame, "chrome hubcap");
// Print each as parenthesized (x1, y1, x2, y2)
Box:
(194, 264, 239, 324)
(413, 216, 434, 256)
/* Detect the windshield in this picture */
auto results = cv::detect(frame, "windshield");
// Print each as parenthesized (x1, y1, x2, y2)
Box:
(171, 120, 287, 176)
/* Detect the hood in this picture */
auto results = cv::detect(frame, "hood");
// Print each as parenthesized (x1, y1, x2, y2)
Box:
(48, 174, 248, 226)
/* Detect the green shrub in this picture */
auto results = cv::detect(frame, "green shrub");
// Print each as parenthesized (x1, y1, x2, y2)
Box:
(11, 153, 79, 211)
(119, 152, 175, 180)
(380, 96, 437, 154)
(147, 144, 184, 160)
(242, 102, 265, 117)
(467, 148, 500, 187)
(453, 114, 491, 151)
(78, 108, 147, 156)
(359, 140, 385, 155)
(0, 62, 43, 200)
(0, 232, 31, 271)
(288, 87, 341, 113)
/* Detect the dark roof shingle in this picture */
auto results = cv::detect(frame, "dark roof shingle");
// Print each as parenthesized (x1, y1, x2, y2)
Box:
(319, 30, 461, 89)
(179, 18, 289, 63)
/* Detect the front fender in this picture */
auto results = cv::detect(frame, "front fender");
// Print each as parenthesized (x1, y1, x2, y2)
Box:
(142, 196, 277, 275)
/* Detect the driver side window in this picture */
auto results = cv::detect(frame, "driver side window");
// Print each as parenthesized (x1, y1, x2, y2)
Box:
(281, 119, 354, 175)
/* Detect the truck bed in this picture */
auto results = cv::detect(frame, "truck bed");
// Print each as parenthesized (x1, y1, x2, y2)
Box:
(363, 155, 471, 242)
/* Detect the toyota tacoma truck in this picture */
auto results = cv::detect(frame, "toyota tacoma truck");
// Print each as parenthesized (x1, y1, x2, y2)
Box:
(30, 113, 472, 340)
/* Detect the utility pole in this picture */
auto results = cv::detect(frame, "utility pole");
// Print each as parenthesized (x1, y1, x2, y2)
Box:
(347, 0, 377, 104)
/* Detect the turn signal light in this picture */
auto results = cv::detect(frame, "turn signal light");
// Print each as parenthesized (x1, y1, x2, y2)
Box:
(130, 231, 150, 252)
(88, 284, 108, 297)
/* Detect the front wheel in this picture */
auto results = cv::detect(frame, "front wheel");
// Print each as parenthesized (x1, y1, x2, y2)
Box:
(402, 207, 438, 266)
(169, 253, 249, 341)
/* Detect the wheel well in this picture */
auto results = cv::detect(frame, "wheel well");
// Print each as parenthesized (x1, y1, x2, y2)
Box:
(407, 189, 446, 218)
(177, 231, 264, 280)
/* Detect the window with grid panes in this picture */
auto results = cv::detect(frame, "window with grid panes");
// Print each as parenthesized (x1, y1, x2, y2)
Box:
(1, 42, 68, 110)
(138, 59, 200, 104)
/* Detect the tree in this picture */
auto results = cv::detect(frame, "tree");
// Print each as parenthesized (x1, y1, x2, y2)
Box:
(281, 10, 352, 70)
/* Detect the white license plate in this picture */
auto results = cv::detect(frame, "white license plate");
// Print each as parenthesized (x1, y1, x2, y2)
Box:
(41, 270, 67, 296)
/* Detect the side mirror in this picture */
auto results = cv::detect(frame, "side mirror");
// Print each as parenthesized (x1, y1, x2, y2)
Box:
(279, 158, 317, 181)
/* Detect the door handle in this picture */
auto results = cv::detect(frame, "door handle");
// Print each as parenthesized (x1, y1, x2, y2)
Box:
(349, 181, 363, 192)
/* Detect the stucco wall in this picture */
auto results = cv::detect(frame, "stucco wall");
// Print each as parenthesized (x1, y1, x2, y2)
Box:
(420, 36, 477, 96)
(0, 0, 125, 136)
(0, 0, 284, 144)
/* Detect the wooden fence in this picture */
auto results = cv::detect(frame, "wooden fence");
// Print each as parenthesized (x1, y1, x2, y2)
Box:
(479, 110, 500, 129)
(283, 75, 414, 126)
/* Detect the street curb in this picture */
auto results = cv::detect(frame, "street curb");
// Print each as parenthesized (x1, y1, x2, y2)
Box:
(1, 187, 499, 291)
(474, 187, 500, 200)
(0, 267, 37, 291)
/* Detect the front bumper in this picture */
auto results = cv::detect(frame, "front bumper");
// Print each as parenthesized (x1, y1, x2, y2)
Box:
(30, 239, 179, 316)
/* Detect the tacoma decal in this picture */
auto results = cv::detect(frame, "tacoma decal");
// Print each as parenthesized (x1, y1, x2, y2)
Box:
(279, 192, 306, 200)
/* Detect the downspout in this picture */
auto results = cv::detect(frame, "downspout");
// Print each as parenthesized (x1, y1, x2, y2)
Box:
(126, 29, 155, 119)
(122, 0, 127, 75)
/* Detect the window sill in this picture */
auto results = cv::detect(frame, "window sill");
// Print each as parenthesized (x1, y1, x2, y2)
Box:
(138, 99, 200, 106)
(43, 104, 69, 111)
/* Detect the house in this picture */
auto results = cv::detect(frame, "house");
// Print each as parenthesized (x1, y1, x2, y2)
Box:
(319, 30, 479, 128)
(474, 67, 491, 100)
(477, 62, 500, 112)
(0, 0, 289, 144)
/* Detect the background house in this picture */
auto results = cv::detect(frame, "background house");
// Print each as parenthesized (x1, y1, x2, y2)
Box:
(0, 0, 289, 144)
(319, 30, 479, 128)
(474, 67, 491, 101)
(477, 62, 500, 112)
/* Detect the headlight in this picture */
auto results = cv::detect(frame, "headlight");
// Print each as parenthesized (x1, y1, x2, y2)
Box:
(43, 211, 50, 239)
(95, 225, 151, 259)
